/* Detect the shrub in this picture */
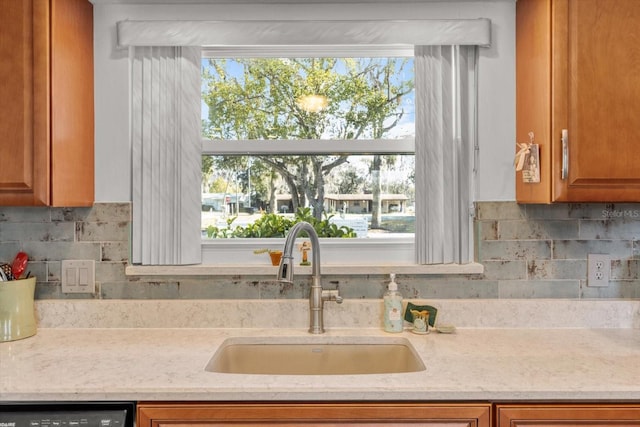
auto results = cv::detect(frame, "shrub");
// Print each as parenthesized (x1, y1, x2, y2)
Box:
(205, 208, 357, 238)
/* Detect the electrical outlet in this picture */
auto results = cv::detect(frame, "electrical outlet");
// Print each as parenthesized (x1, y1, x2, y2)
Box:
(587, 254, 610, 287)
(61, 260, 96, 293)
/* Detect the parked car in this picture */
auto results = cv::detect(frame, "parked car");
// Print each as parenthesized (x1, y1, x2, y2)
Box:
(202, 198, 219, 212)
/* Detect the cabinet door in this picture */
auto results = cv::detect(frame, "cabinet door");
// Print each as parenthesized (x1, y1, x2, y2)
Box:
(50, 0, 94, 207)
(0, 0, 93, 207)
(496, 404, 640, 427)
(552, 0, 640, 201)
(517, 0, 640, 203)
(137, 403, 491, 427)
(0, 0, 50, 205)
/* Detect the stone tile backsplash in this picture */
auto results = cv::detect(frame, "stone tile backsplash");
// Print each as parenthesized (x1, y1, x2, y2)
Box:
(0, 202, 638, 300)
(476, 202, 640, 299)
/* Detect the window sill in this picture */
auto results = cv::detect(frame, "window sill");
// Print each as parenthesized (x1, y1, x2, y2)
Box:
(125, 262, 484, 277)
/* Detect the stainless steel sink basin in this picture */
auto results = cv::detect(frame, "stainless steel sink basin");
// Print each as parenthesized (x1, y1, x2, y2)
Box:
(205, 337, 426, 375)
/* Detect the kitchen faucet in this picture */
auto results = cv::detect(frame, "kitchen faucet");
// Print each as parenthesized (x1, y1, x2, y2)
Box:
(276, 221, 342, 334)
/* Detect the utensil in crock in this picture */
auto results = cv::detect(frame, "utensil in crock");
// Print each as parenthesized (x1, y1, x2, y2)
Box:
(0, 263, 13, 280)
(11, 251, 29, 280)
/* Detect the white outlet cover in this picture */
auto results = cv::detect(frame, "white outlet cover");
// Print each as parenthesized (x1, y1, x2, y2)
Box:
(587, 254, 610, 288)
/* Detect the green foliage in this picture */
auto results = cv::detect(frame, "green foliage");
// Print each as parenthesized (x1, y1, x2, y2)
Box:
(206, 176, 229, 193)
(205, 208, 357, 239)
(334, 165, 366, 194)
(205, 216, 241, 238)
(293, 207, 357, 238)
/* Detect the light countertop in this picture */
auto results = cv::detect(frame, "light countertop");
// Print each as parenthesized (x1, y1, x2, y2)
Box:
(1, 299, 639, 402)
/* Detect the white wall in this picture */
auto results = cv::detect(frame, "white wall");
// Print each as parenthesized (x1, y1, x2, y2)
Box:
(93, 1, 515, 202)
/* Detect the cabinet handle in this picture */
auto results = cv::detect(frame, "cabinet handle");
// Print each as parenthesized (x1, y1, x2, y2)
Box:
(561, 129, 569, 180)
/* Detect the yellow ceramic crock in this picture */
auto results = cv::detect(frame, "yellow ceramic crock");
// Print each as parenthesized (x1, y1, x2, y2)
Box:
(0, 276, 37, 342)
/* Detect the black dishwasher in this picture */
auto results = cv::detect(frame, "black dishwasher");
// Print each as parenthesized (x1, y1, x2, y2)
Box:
(0, 402, 135, 427)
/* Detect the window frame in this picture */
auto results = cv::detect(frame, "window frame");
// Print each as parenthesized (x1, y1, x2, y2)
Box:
(200, 48, 417, 266)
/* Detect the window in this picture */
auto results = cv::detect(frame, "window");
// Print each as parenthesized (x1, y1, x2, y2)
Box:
(199, 53, 417, 265)
(202, 57, 414, 224)
(124, 19, 490, 267)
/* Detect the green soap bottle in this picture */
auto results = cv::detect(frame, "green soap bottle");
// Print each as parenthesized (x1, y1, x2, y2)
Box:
(383, 273, 403, 333)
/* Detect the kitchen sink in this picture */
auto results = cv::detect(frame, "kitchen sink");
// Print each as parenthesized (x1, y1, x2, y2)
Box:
(205, 336, 426, 375)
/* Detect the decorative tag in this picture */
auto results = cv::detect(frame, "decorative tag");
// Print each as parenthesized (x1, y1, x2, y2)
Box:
(522, 143, 540, 183)
(515, 132, 540, 183)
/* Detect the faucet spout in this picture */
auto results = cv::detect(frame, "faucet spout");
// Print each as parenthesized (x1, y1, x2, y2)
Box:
(276, 221, 341, 334)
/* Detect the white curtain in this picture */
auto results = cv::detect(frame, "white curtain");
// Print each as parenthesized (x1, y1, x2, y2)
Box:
(131, 46, 202, 265)
(415, 45, 477, 264)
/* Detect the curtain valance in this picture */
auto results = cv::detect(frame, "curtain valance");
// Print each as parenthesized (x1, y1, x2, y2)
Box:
(117, 19, 491, 48)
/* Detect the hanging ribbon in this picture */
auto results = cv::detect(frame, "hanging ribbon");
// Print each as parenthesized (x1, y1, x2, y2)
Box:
(514, 132, 535, 171)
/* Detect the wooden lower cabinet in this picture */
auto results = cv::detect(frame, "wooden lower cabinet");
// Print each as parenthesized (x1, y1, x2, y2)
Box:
(137, 403, 492, 427)
(138, 403, 640, 427)
(496, 404, 640, 427)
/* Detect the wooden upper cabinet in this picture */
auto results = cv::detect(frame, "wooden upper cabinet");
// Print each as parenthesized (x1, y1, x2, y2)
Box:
(0, 0, 94, 207)
(516, 0, 640, 203)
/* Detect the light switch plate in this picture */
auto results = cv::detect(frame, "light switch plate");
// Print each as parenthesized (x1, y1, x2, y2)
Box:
(61, 260, 96, 293)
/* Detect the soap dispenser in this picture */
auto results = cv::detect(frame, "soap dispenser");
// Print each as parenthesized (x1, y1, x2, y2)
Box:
(383, 273, 404, 333)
